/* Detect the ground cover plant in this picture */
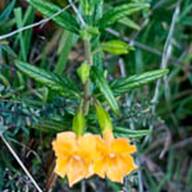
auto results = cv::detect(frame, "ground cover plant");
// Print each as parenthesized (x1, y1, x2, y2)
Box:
(0, 0, 192, 191)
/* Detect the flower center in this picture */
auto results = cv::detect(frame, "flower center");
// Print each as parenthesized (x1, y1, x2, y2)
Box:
(109, 153, 116, 158)
(73, 155, 81, 161)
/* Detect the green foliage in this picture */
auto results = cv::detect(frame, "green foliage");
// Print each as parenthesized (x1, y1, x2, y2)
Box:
(118, 17, 140, 30)
(92, 66, 120, 114)
(27, 0, 80, 33)
(80, 0, 102, 16)
(0, 0, 16, 21)
(98, 2, 150, 29)
(115, 127, 151, 138)
(55, 31, 75, 74)
(111, 69, 169, 95)
(15, 60, 80, 98)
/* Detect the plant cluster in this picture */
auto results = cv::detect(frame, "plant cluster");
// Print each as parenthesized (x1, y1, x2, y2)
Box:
(0, 0, 192, 191)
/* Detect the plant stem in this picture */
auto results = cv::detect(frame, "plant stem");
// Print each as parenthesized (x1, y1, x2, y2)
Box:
(83, 37, 92, 115)
(84, 38, 93, 66)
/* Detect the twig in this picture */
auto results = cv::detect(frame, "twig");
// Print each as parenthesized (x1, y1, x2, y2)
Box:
(82, 35, 92, 115)
(0, 134, 43, 192)
(0, 4, 71, 41)
(68, 1, 93, 115)
(68, 0, 86, 27)
(172, 137, 192, 149)
(159, 126, 172, 159)
(67, 0, 91, 116)
(151, 1, 181, 112)
(153, 0, 168, 10)
(145, 0, 181, 149)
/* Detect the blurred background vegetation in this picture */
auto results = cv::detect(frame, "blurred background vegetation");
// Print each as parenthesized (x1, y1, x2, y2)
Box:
(0, 0, 192, 191)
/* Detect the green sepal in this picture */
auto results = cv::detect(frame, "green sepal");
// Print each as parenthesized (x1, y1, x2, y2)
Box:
(95, 101, 113, 132)
(72, 109, 86, 136)
(101, 40, 134, 55)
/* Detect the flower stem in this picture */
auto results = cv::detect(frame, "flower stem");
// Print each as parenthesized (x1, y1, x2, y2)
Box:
(84, 38, 93, 66)
(83, 37, 92, 115)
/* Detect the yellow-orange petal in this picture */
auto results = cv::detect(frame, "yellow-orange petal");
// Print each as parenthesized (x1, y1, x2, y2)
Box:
(54, 158, 68, 178)
(52, 140, 73, 157)
(93, 157, 107, 178)
(85, 164, 94, 179)
(95, 136, 110, 156)
(106, 157, 124, 183)
(66, 157, 87, 187)
(120, 155, 138, 175)
(52, 132, 77, 157)
(78, 134, 99, 161)
(111, 138, 137, 155)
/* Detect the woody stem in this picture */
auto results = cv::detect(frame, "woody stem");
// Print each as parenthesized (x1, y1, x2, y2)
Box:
(83, 37, 92, 115)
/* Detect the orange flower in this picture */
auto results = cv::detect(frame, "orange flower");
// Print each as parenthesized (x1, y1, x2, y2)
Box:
(93, 129, 137, 183)
(52, 131, 98, 187)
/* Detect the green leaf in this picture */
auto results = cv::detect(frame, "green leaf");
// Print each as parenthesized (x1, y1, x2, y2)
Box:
(80, 0, 93, 16)
(80, 0, 103, 18)
(111, 69, 169, 95)
(14, 7, 27, 61)
(33, 119, 66, 133)
(115, 127, 151, 138)
(15, 60, 79, 98)
(27, 0, 80, 33)
(55, 31, 75, 75)
(118, 17, 140, 31)
(98, 3, 150, 29)
(101, 40, 134, 55)
(92, 66, 120, 114)
(0, 0, 16, 21)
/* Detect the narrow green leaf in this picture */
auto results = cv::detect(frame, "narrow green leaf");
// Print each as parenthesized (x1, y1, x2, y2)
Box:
(92, 66, 120, 114)
(118, 17, 140, 31)
(23, 6, 35, 58)
(0, 0, 16, 20)
(33, 120, 66, 132)
(80, 0, 103, 19)
(80, 0, 93, 16)
(98, 3, 150, 29)
(111, 69, 169, 95)
(27, 0, 80, 33)
(1, 45, 17, 58)
(15, 60, 79, 98)
(115, 127, 151, 138)
(55, 31, 75, 74)
(14, 7, 27, 61)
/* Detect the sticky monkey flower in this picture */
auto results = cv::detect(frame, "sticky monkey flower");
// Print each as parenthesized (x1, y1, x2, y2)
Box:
(93, 129, 137, 183)
(52, 131, 98, 187)
(52, 130, 137, 186)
